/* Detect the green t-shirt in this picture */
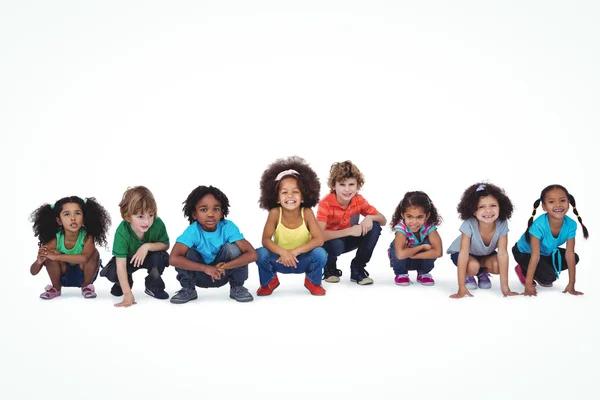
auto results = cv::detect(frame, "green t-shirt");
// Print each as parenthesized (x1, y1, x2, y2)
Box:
(112, 217, 169, 258)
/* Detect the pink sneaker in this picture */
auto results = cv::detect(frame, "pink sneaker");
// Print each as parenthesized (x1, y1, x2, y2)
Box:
(394, 274, 411, 286)
(514, 265, 536, 287)
(417, 273, 435, 286)
(81, 284, 97, 299)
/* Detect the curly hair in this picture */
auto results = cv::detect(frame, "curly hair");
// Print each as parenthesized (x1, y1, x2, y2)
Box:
(525, 184, 589, 242)
(183, 185, 230, 224)
(30, 196, 111, 247)
(389, 191, 442, 230)
(258, 156, 321, 210)
(457, 182, 514, 221)
(327, 160, 365, 192)
(118, 186, 158, 219)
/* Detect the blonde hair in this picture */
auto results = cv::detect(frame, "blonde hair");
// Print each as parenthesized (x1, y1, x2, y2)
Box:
(327, 160, 365, 192)
(119, 186, 158, 219)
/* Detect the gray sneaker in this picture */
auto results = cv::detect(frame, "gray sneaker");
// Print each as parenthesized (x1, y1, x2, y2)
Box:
(230, 285, 254, 302)
(170, 288, 198, 304)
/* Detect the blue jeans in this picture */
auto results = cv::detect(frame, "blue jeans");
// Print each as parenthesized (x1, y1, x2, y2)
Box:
(256, 247, 327, 286)
(175, 243, 248, 289)
(322, 222, 381, 271)
(388, 238, 435, 275)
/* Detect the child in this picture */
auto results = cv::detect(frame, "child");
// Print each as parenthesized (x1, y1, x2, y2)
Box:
(30, 196, 111, 299)
(169, 185, 257, 304)
(447, 183, 518, 298)
(255, 156, 327, 296)
(513, 184, 589, 297)
(100, 186, 170, 307)
(317, 160, 386, 285)
(388, 191, 443, 286)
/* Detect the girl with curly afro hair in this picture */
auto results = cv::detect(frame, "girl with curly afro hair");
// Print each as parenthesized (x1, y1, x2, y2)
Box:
(255, 156, 327, 296)
(447, 182, 517, 299)
(29, 196, 111, 300)
(388, 191, 443, 287)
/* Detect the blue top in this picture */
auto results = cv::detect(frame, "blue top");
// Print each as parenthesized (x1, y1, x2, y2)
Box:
(516, 214, 577, 279)
(176, 220, 244, 264)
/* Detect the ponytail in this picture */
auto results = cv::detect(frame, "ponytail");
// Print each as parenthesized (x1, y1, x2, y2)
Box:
(525, 198, 541, 243)
(569, 194, 589, 239)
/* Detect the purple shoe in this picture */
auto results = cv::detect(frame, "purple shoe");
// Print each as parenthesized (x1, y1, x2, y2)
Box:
(465, 276, 477, 290)
(477, 272, 492, 289)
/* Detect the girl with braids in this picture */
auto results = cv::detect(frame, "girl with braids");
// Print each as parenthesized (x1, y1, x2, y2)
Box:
(387, 191, 443, 286)
(255, 156, 327, 296)
(169, 185, 257, 304)
(29, 196, 111, 299)
(513, 184, 589, 296)
(448, 183, 519, 299)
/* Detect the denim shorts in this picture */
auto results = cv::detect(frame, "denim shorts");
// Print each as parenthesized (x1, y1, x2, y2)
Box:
(60, 260, 101, 287)
(450, 251, 497, 266)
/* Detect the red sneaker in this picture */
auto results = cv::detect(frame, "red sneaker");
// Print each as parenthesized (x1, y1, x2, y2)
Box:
(304, 277, 326, 296)
(514, 265, 536, 287)
(256, 275, 280, 296)
(416, 273, 435, 286)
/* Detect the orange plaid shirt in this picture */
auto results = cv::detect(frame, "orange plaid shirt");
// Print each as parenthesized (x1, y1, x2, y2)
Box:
(316, 193, 379, 231)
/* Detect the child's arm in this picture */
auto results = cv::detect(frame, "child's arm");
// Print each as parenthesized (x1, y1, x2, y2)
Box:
(523, 236, 540, 296)
(216, 239, 258, 271)
(317, 221, 362, 241)
(262, 209, 299, 267)
(169, 242, 221, 281)
(115, 257, 136, 307)
(394, 232, 431, 259)
(562, 238, 583, 296)
(359, 212, 387, 235)
(131, 242, 170, 268)
(411, 230, 443, 259)
(30, 242, 53, 275)
(43, 236, 97, 265)
(497, 235, 518, 297)
(290, 209, 324, 255)
(450, 234, 473, 299)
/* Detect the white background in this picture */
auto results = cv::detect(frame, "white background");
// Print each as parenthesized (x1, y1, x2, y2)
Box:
(1, 1, 599, 399)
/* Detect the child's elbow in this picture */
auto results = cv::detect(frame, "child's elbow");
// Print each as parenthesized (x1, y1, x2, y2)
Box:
(435, 248, 443, 258)
(248, 248, 259, 263)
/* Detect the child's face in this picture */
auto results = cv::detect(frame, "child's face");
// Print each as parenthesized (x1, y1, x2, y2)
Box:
(473, 195, 499, 224)
(56, 202, 83, 234)
(334, 178, 359, 204)
(193, 194, 222, 232)
(401, 206, 429, 232)
(277, 177, 303, 211)
(542, 188, 569, 219)
(128, 211, 155, 236)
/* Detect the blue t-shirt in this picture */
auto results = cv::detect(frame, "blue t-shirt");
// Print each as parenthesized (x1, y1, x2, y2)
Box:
(176, 220, 244, 264)
(516, 214, 577, 256)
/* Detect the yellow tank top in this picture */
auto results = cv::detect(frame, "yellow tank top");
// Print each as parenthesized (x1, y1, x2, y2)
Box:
(273, 207, 311, 250)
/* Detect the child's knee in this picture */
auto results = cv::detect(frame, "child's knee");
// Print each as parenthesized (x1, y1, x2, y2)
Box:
(220, 243, 242, 260)
(256, 247, 270, 261)
(310, 247, 328, 264)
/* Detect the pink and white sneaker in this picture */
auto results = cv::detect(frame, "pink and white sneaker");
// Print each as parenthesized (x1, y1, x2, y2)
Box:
(39, 285, 61, 300)
(417, 273, 435, 286)
(394, 274, 411, 286)
(514, 265, 536, 287)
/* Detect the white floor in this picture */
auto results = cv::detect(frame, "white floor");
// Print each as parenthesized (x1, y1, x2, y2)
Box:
(2, 2, 599, 399)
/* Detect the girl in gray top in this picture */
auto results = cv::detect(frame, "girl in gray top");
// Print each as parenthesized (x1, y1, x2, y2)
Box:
(448, 183, 519, 299)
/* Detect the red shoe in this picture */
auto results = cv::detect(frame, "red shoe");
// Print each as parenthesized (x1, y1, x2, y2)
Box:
(304, 277, 326, 296)
(257, 275, 280, 296)
(514, 265, 536, 287)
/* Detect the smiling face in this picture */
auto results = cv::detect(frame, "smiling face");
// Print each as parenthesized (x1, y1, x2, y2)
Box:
(334, 178, 359, 206)
(128, 211, 155, 238)
(401, 206, 429, 233)
(277, 177, 302, 211)
(542, 188, 569, 219)
(193, 194, 223, 232)
(473, 195, 500, 225)
(57, 202, 84, 234)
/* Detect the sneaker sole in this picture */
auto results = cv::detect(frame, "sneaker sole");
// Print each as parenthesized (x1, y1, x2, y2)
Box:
(170, 295, 198, 304)
(324, 277, 340, 283)
(230, 295, 254, 302)
(144, 289, 170, 300)
(417, 281, 435, 286)
(395, 281, 411, 286)
(478, 285, 492, 289)
(351, 278, 374, 285)
(465, 285, 477, 290)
